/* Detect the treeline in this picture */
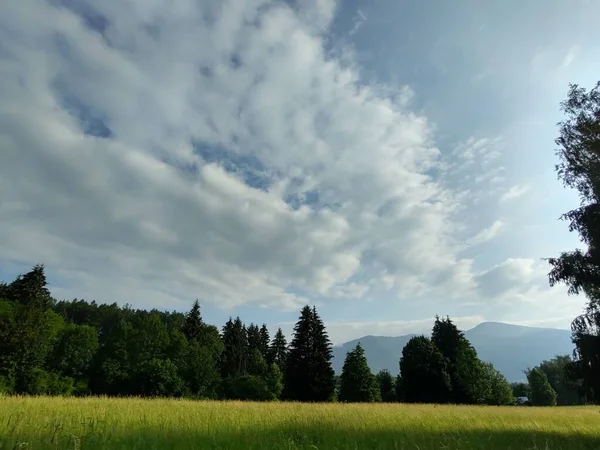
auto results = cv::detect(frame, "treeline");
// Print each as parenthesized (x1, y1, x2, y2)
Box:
(0, 265, 578, 405)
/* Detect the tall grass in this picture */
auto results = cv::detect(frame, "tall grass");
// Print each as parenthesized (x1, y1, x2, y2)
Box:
(0, 396, 598, 449)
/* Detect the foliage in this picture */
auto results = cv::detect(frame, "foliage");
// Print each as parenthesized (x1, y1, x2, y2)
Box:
(546, 81, 600, 403)
(481, 362, 515, 406)
(283, 306, 335, 402)
(527, 367, 558, 406)
(339, 343, 377, 402)
(268, 327, 288, 370)
(400, 335, 451, 403)
(432, 316, 488, 404)
(375, 369, 396, 402)
(536, 355, 586, 405)
(511, 382, 530, 398)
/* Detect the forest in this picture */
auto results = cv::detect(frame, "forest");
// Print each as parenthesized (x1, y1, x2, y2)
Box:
(0, 265, 584, 406)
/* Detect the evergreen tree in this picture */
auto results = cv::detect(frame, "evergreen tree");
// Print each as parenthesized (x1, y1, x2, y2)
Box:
(259, 324, 270, 360)
(527, 367, 558, 406)
(182, 300, 203, 342)
(375, 369, 396, 402)
(220, 317, 248, 378)
(269, 327, 288, 369)
(246, 323, 261, 351)
(432, 316, 488, 404)
(400, 335, 451, 403)
(7, 264, 53, 310)
(339, 343, 377, 402)
(283, 305, 335, 402)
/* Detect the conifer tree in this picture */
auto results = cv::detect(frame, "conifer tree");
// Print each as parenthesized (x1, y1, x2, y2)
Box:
(376, 369, 396, 402)
(283, 305, 335, 402)
(220, 317, 248, 378)
(259, 324, 270, 360)
(182, 300, 203, 342)
(246, 323, 261, 351)
(527, 367, 558, 406)
(432, 316, 488, 404)
(339, 343, 377, 402)
(269, 327, 288, 370)
(400, 335, 451, 403)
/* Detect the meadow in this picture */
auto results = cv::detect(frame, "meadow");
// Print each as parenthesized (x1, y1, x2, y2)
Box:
(0, 397, 599, 450)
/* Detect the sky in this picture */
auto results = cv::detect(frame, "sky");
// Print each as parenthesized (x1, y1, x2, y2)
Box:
(1, 0, 599, 344)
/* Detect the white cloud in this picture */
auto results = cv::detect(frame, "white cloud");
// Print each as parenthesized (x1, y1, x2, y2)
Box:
(469, 220, 504, 245)
(500, 184, 529, 202)
(560, 45, 579, 70)
(0, 0, 565, 316)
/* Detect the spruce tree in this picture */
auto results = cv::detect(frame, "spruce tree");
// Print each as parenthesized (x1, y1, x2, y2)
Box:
(339, 343, 376, 402)
(246, 323, 261, 351)
(259, 324, 270, 360)
(220, 317, 248, 378)
(269, 327, 288, 370)
(182, 300, 203, 342)
(283, 305, 335, 402)
(527, 367, 558, 406)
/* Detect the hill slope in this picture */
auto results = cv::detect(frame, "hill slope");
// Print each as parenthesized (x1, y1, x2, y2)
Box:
(331, 322, 573, 382)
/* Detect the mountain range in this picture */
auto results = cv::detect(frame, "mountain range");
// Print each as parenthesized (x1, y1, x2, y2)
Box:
(331, 322, 574, 382)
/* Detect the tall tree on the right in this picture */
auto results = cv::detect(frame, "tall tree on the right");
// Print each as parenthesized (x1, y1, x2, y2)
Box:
(546, 81, 600, 403)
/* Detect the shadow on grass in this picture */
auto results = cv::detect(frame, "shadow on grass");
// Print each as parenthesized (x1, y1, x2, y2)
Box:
(3, 425, 600, 450)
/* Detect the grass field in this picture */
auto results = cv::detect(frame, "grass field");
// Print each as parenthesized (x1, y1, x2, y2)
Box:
(0, 397, 599, 450)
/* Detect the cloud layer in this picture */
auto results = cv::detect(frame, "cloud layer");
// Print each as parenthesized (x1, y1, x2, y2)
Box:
(0, 0, 574, 326)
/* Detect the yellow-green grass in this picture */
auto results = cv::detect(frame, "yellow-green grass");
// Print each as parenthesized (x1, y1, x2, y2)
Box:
(1, 397, 599, 450)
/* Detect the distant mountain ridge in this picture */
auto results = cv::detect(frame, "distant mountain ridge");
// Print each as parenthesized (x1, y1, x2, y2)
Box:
(331, 321, 574, 382)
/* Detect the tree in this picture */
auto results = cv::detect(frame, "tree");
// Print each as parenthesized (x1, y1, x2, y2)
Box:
(49, 323, 99, 381)
(265, 363, 283, 399)
(482, 362, 514, 406)
(546, 81, 600, 403)
(339, 343, 377, 402)
(283, 305, 335, 402)
(432, 316, 488, 404)
(182, 300, 203, 342)
(395, 374, 405, 402)
(375, 369, 396, 402)
(135, 358, 185, 397)
(220, 317, 248, 378)
(400, 335, 451, 403)
(537, 355, 585, 405)
(246, 323, 261, 351)
(5, 264, 53, 310)
(259, 324, 270, 360)
(511, 382, 530, 398)
(527, 367, 557, 406)
(269, 327, 288, 370)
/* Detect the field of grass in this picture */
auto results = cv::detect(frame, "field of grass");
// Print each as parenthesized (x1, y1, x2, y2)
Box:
(0, 397, 599, 450)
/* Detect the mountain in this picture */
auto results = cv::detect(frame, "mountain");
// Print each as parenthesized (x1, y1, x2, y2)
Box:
(331, 321, 574, 382)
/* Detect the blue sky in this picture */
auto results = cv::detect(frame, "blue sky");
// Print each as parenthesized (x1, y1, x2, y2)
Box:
(1, 0, 599, 343)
